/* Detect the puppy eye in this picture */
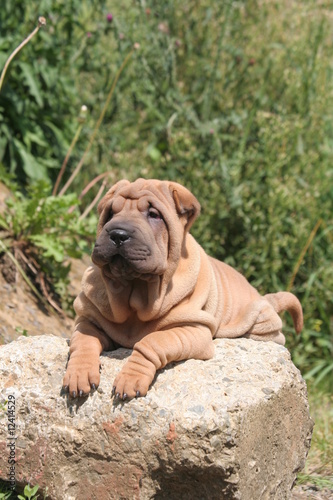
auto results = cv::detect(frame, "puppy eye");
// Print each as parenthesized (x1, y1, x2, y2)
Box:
(107, 209, 113, 221)
(148, 207, 162, 220)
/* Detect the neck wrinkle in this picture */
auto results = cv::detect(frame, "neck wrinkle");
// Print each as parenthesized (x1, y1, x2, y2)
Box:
(100, 234, 200, 324)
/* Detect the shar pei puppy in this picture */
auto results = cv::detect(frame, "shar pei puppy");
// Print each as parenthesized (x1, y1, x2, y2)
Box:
(63, 178, 303, 400)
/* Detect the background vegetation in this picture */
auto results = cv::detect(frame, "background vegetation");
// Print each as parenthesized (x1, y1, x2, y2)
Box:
(0, 0, 332, 491)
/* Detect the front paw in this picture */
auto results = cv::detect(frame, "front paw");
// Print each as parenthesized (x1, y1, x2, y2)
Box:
(63, 356, 100, 398)
(112, 368, 153, 401)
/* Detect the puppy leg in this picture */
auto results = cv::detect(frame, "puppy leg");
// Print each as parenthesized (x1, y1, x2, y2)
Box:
(216, 298, 286, 344)
(244, 300, 285, 344)
(113, 326, 214, 400)
(63, 320, 112, 398)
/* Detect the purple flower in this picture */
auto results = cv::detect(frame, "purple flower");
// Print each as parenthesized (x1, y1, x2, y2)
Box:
(86, 32, 92, 38)
(106, 13, 113, 23)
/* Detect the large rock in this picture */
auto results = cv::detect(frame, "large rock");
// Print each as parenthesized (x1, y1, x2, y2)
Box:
(0, 335, 313, 499)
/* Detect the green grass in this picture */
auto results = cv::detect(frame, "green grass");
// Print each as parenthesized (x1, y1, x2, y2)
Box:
(297, 388, 333, 490)
(0, 483, 42, 500)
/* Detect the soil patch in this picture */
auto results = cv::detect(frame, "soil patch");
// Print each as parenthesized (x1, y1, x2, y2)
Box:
(0, 256, 89, 345)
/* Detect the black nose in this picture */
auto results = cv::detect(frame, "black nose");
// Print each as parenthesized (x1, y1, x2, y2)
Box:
(109, 229, 130, 247)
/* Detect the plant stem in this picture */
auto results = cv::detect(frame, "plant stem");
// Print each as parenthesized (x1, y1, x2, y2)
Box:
(79, 178, 108, 220)
(58, 48, 134, 196)
(53, 123, 84, 196)
(67, 172, 112, 213)
(0, 240, 54, 315)
(78, 172, 112, 200)
(0, 17, 46, 93)
(201, 3, 231, 122)
(287, 218, 323, 291)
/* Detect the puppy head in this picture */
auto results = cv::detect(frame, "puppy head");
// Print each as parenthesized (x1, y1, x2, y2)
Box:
(92, 178, 200, 281)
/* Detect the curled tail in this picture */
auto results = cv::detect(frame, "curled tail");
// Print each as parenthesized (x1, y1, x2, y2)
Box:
(264, 291, 303, 334)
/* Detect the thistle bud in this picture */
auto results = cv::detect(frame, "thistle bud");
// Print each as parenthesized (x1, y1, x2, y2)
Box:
(79, 105, 88, 122)
(38, 16, 47, 27)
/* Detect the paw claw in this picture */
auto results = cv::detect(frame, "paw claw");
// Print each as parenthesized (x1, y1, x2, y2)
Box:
(91, 383, 97, 391)
(136, 391, 140, 398)
(72, 391, 77, 399)
(122, 393, 127, 401)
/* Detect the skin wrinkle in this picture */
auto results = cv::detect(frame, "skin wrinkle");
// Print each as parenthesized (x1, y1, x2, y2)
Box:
(63, 179, 303, 399)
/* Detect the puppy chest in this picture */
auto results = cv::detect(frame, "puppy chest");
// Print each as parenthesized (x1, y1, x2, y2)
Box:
(105, 316, 153, 349)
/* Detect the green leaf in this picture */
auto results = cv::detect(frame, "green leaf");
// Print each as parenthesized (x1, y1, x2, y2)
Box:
(0, 493, 12, 499)
(313, 363, 333, 386)
(23, 483, 39, 499)
(44, 121, 69, 150)
(25, 130, 48, 149)
(146, 144, 161, 162)
(29, 234, 64, 262)
(19, 62, 43, 107)
(304, 362, 326, 379)
(0, 213, 9, 230)
(13, 140, 48, 181)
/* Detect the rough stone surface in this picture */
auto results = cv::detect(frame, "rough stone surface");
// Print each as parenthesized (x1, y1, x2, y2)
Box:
(0, 335, 313, 499)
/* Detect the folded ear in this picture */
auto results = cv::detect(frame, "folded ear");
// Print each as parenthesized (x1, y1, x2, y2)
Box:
(169, 182, 201, 232)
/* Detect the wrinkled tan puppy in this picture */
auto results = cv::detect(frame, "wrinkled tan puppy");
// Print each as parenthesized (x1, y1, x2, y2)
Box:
(63, 178, 303, 400)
